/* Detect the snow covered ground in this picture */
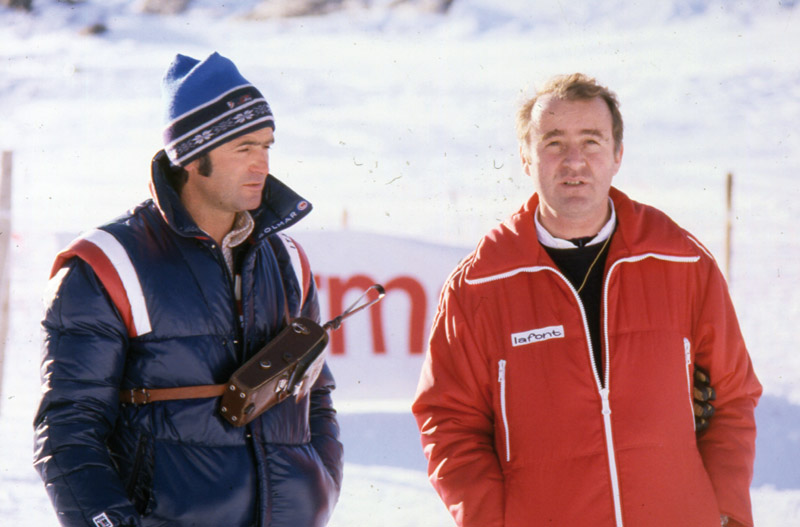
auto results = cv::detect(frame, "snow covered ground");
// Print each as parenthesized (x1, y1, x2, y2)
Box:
(1, 0, 800, 524)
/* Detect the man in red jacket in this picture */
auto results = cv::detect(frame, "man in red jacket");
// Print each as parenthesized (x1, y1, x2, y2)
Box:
(412, 73, 761, 527)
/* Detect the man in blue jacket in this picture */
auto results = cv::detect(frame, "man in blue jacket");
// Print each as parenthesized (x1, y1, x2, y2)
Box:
(34, 52, 343, 527)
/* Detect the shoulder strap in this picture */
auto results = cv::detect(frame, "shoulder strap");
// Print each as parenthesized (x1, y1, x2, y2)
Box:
(275, 232, 312, 309)
(121, 384, 226, 405)
(51, 229, 152, 338)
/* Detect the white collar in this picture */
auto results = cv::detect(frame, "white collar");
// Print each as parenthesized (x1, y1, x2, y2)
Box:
(535, 197, 616, 249)
(220, 211, 255, 275)
(222, 211, 255, 250)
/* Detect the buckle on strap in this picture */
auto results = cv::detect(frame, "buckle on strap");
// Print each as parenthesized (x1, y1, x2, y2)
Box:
(126, 388, 151, 405)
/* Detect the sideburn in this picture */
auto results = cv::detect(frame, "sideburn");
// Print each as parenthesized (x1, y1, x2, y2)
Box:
(198, 154, 213, 177)
(166, 154, 212, 195)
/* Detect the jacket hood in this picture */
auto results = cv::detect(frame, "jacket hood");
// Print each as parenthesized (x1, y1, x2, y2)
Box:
(149, 149, 312, 240)
(464, 186, 708, 283)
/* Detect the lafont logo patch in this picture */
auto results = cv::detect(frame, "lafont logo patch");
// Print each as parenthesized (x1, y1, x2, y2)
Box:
(511, 325, 565, 347)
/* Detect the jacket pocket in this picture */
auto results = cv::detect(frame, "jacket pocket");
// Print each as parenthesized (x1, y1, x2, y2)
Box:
(683, 338, 696, 432)
(498, 359, 510, 462)
(125, 433, 154, 516)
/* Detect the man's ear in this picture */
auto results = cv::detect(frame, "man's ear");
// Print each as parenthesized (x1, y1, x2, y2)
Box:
(612, 142, 624, 175)
(183, 158, 199, 180)
(519, 145, 532, 178)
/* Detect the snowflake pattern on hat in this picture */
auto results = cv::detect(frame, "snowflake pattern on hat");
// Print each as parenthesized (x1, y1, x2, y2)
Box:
(162, 53, 275, 166)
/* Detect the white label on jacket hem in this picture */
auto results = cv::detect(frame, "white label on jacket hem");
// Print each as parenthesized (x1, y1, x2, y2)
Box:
(511, 325, 565, 347)
(92, 512, 114, 527)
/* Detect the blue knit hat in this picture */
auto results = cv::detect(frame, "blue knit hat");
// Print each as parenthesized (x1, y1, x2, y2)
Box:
(161, 52, 275, 167)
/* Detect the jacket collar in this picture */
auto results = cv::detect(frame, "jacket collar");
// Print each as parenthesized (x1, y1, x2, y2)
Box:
(464, 186, 701, 283)
(149, 150, 312, 241)
(534, 197, 617, 249)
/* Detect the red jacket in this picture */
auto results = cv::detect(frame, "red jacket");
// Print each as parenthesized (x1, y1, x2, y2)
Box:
(412, 188, 761, 527)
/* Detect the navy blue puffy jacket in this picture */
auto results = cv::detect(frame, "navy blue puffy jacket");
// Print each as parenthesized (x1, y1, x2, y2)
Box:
(34, 151, 343, 527)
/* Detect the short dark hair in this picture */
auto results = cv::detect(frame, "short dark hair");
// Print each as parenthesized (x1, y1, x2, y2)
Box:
(165, 154, 212, 194)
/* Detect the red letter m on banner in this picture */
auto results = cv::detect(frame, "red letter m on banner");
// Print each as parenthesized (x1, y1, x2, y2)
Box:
(320, 274, 426, 355)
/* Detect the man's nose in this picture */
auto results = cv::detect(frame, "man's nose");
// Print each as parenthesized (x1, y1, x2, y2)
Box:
(563, 145, 586, 169)
(251, 149, 269, 173)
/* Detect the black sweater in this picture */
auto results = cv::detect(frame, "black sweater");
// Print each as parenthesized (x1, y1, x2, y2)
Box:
(543, 236, 612, 383)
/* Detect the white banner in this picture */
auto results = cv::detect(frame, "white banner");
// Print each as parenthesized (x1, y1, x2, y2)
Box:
(294, 230, 470, 402)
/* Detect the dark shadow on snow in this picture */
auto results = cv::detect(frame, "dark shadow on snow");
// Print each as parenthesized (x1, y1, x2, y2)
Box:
(752, 394, 800, 489)
(339, 412, 427, 472)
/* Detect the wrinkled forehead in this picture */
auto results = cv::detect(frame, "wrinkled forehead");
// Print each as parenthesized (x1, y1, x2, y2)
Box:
(530, 94, 613, 134)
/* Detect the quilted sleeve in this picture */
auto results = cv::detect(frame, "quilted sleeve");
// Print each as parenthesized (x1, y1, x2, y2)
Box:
(34, 259, 142, 527)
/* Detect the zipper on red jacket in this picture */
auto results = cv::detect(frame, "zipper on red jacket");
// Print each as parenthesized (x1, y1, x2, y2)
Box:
(684, 338, 696, 431)
(498, 359, 510, 462)
(548, 266, 625, 527)
(601, 253, 701, 527)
